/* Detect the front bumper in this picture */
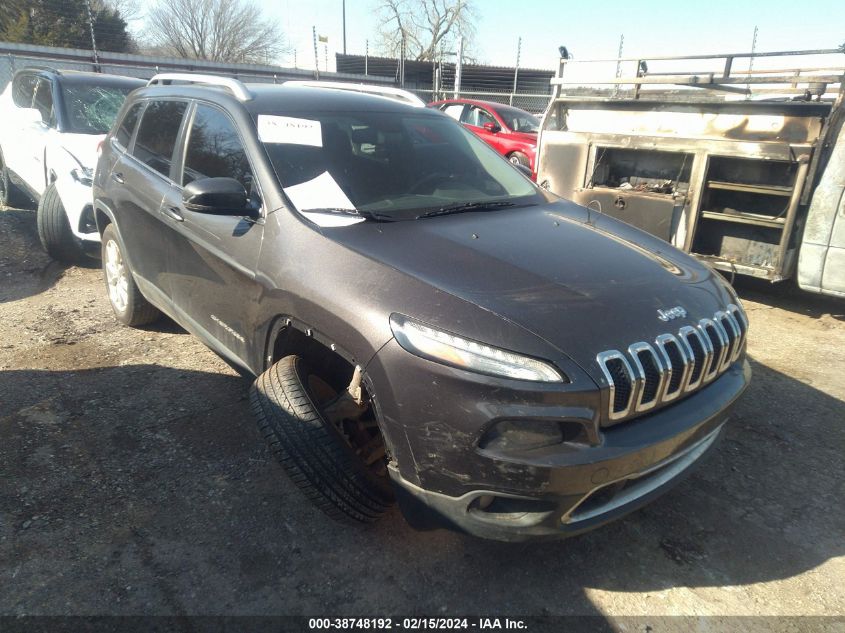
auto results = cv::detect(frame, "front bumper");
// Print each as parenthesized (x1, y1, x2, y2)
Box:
(368, 339, 750, 541)
(54, 176, 99, 242)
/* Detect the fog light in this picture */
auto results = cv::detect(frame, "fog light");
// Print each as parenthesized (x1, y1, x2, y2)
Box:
(479, 419, 585, 453)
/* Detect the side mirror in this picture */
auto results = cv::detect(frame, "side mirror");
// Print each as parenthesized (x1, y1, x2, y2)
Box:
(182, 177, 249, 215)
(483, 121, 501, 133)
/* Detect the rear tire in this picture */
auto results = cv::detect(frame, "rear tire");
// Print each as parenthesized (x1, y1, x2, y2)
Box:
(36, 183, 86, 263)
(251, 355, 394, 523)
(508, 151, 530, 168)
(101, 224, 161, 327)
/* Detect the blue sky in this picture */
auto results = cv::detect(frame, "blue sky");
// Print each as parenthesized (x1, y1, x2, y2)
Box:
(265, 0, 845, 72)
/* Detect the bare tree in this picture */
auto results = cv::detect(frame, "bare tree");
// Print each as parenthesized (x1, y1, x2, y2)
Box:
(375, 0, 476, 61)
(144, 0, 286, 65)
(96, 0, 143, 24)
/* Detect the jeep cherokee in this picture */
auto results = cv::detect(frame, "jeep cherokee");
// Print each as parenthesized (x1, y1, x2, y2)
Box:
(92, 74, 750, 541)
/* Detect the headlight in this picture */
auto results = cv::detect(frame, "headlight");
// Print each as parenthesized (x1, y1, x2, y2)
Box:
(71, 167, 94, 187)
(389, 314, 565, 383)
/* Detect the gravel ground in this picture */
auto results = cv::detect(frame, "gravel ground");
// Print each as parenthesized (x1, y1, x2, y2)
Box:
(1, 206, 843, 625)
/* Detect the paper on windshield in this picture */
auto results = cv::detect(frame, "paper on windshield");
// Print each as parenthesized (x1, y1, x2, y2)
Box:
(257, 115, 322, 147)
(284, 171, 363, 226)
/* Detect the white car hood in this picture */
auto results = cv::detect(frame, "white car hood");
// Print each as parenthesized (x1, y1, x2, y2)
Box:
(56, 132, 105, 171)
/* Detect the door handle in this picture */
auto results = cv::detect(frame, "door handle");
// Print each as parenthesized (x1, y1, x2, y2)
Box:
(111, 172, 124, 184)
(161, 206, 184, 222)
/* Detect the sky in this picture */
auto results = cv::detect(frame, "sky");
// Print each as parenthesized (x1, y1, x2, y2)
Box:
(264, 0, 845, 73)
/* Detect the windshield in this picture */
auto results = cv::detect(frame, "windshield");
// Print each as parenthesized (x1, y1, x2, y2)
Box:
(258, 110, 540, 222)
(61, 83, 136, 134)
(494, 106, 539, 133)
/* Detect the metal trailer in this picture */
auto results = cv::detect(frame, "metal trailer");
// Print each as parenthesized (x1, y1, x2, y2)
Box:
(535, 47, 845, 297)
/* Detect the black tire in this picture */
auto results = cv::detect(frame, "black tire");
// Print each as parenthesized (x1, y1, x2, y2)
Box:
(251, 355, 394, 523)
(101, 224, 161, 327)
(508, 151, 530, 167)
(36, 183, 87, 263)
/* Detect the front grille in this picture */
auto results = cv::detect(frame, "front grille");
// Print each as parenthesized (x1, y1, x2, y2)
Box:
(597, 303, 747, 423)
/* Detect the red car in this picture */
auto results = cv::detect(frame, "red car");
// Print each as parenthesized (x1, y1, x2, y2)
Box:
(428, 98, 540, 173)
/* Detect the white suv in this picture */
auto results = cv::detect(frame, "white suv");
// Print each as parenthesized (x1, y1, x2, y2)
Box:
(0, 68, 143, 262)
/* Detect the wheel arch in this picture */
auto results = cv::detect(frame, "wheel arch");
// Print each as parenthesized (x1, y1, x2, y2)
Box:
(93, 200, 115, 235)
(260, 315, 399, 474)
(264, 316, 360, 388)
(262, 315, 393, 406)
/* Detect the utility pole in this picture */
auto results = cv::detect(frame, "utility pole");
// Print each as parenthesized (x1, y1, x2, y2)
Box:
(312, 26, 320, 79)
(365, 40, 369, 75)
(613, 34, 624, 97)
(85, 0, 100, 72)
(510, 36, 521, 105)
(399, 37, 406, 87)
(342, 0, 347, 55)
(746, 25, 759, 95)
(454, 36, 463, 99)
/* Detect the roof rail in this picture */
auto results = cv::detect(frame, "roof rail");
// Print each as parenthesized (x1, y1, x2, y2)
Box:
(550, 47, 845, 101)
(20, 65, 62, 76)
(284, 80, 426, 107)
(147, 73, 253, 102)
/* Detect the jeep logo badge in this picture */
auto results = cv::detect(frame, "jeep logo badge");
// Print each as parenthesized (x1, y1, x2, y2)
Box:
(657, 306, 687, 321)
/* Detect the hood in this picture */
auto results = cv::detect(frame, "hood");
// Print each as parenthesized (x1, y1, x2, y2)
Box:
(325, 200, 735, 378)
(59, 132, 105, 171)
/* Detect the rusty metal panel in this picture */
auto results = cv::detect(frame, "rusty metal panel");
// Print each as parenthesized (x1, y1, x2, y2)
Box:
(561, 107, 825, 144)
(571, 188, 682, 242)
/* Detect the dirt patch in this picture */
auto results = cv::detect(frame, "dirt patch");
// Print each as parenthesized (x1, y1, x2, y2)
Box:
(1, 206, 843, 619)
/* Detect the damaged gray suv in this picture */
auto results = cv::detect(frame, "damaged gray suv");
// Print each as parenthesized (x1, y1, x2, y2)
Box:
(93, 74, 750, 541)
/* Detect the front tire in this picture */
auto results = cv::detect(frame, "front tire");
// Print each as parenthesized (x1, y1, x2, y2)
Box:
(251, 355, 394, 523)
(36, 183, 86, 263)
(101, 224, 161, 327)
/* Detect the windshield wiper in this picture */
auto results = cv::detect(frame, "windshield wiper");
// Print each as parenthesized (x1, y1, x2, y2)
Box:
(302, 207, 393, 222)
(417, 201, 522, 219)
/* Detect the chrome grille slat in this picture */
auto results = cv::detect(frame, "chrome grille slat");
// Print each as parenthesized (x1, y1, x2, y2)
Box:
(716, 310, 741, 369)
(679, 325, 707, 391)
(627, 342, 665, 412)
(596, 350, 636, 421)
(727, 303, 748, 361)
(597, 304, 747, 424)
(696, 319, 719, 384)
(700, 318, 729, 382)
(654, 333, 688, 402)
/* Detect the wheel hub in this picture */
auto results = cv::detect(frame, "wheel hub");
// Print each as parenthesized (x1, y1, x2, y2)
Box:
(309, 373, 388, 477)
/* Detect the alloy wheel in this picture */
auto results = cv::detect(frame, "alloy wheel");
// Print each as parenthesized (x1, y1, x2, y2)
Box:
(104, 239, 129, 312)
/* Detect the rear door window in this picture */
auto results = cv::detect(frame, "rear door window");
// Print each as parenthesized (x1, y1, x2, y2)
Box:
(114, 102, 144, 150)
(440, 103, 465, 121)
(181, 104, 252, 191)
(132, 100, 188, 178)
